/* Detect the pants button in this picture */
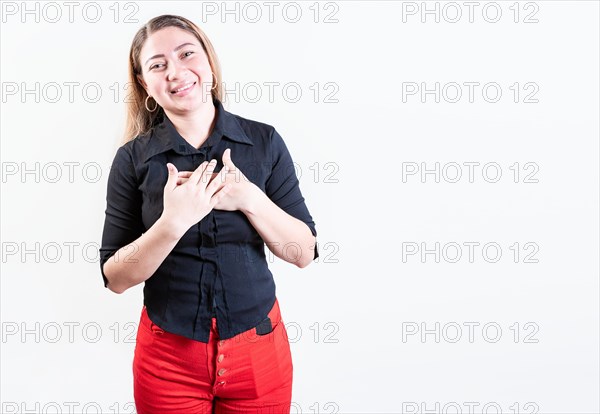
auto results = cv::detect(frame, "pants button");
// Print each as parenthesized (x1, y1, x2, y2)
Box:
(217, 368, 227, 376)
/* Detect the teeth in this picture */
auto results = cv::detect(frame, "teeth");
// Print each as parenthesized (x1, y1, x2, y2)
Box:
(172, 82, 194, 93)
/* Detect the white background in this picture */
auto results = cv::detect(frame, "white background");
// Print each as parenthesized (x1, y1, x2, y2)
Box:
(1, 1, 598, 413)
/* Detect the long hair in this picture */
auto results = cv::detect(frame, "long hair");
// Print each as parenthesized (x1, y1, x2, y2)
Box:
(122, 14, 223, 144)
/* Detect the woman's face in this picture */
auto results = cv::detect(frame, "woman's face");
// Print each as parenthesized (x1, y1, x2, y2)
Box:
(137, 26, 213, 115)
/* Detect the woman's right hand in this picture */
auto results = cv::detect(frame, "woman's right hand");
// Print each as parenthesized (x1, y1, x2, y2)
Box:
(160, 159, 231, 238)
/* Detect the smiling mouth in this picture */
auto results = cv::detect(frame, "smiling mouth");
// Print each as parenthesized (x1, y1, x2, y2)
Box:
(171, 81, 196, 94)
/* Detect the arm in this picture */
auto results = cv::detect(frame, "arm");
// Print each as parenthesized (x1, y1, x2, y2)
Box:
(241, 187, 317, 268)
(243, 127, 319, 268)
(102, 216, 181, 294)
(99, 146, 183, 294)
(100, 148, 227, 294)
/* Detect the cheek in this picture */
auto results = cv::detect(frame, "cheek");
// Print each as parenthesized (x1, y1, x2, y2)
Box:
(150, 82, 165, 96)
(192, 62, 213, 78)
(143, 74, 164, 94)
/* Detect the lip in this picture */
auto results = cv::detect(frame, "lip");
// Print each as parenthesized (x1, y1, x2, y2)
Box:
(170, 81, 196, 96)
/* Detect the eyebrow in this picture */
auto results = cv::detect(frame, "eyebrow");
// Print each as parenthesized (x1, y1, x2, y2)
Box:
(144, 42, 197, 65)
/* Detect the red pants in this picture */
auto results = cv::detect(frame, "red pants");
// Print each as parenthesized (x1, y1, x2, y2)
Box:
(133, 297, 293, 413)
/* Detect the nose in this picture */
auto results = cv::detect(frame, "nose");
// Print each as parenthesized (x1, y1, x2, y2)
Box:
(166, 59, 185, 81)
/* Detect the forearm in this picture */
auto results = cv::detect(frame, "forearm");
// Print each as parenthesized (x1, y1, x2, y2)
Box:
(102, 216, 182, 294)
(242, 185, 317, 268)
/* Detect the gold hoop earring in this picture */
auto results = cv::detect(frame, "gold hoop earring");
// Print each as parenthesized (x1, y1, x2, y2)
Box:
(145, 95, 158, 112)
(211, 72, 218, 91)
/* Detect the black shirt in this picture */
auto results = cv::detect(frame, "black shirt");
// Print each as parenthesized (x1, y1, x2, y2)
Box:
(99, 97, 318, 342)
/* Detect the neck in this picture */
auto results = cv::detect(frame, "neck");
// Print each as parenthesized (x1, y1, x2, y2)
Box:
(165, 98, 217, 149)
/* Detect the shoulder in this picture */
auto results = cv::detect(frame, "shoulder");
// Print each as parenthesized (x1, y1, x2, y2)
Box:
(226, 112, 292, 161)
(227, 110, 280, 145)
(231, 112, 274, 134)
(127, 126, 156, 149)
(118, 127, 159, 164)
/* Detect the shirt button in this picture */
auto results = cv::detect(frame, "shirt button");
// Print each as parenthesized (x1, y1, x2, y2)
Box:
(217, 368, 227, 376)
(217, 354, 225, 363)
(218, 340, 225, 347)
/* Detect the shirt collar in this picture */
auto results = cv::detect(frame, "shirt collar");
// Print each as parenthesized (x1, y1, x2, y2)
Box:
(142, 97, 253, 162)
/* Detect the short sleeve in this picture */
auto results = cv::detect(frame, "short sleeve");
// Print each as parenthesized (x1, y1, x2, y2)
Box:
(99, 145, 145, 288)
(265, 128, 319, 261)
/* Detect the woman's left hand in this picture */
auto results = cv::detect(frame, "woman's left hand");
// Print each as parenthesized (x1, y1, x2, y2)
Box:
(175, 148, 258, 212)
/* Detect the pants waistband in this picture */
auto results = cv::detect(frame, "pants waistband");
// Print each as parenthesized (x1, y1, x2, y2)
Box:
(141, 297, 281, 339)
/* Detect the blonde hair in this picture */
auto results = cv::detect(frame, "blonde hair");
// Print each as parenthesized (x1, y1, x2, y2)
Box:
(122, 14, 223, 144)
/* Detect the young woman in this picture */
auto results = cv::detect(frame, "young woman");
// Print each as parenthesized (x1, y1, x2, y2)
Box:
(99, 14, 319, 413)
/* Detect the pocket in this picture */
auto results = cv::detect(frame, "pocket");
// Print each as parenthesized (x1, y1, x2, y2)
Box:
(255, 316, 276, 336)
(248, 317, 293, 396)
(138, 307, 165, 337)
(150, 321, 166, 335)
(255, 298, 283, 339)
(255, 316, 283, 344)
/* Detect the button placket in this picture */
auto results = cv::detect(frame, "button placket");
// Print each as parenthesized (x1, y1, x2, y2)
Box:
(214, 339, 227, 388)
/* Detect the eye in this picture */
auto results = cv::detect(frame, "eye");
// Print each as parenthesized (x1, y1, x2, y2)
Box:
(182, 51, 194, 58)
(149, 63, 164, 71)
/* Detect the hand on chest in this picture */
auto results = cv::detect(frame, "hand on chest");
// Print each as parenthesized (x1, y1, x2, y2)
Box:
(138, 146, 271, 243)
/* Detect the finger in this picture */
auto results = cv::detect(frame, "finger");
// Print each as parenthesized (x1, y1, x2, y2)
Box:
(198, 159, 218, 186)
(177, 171, 193, 178)
(176, 177, 190, 185)
(210, 183, 232, 208)
(206, 172, 220, 185)
(207, 165, 229, 194)
(165, 163, 179, 190)
(189, 160, 209, 184)
(222, 148, 237, 172)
